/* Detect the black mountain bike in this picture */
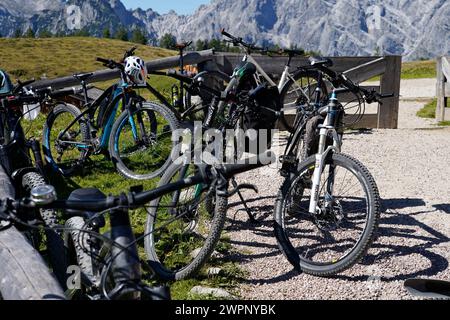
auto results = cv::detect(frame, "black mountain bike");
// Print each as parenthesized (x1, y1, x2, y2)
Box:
(148, 41, 231, 123)
(274, 56, 393, 276)
(220, 29, 329, 133)
(0, 75, 82, 299)
(143, 66, 282, 280)
(43, 48, 179, 180)
(0, 152, 271, 299)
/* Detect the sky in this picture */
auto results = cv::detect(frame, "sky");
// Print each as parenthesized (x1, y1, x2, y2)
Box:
(121, 0, 211, 15)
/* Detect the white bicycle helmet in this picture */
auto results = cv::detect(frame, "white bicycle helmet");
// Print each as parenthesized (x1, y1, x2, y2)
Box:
(124, 56, 147, 85)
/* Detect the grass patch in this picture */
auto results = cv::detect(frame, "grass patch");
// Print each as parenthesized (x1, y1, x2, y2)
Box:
(416, 99, 450, 119)
(417, 99, 437, 118)
(368, 60, 436, 82)
(0, 37, 175, 81)
(170, 261, 247, 300)
(401, 60, 436, 79)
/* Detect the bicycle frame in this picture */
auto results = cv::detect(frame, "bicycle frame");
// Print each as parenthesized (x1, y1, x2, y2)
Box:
(237, 50, 303, 92)
(51, 82, 133, 153)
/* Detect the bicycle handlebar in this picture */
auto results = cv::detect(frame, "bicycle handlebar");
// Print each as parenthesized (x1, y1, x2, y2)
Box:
(221, 29, 267, 53)
(0, 86, 83, 110)
(123, 47, 137, 61)
(307, 61, 395, 104)
(0, 153, 274, 215)
(96, 57, 124, 71)
(12, 79, 36, 95)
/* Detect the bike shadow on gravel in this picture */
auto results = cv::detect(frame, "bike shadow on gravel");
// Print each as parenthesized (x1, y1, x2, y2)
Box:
(332, 198, 450, 282)
(225, 197, 304, 284)
(226, 197, 450, 285)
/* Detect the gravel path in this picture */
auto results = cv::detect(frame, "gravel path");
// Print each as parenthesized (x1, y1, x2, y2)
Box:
(225, 99, 450, 300)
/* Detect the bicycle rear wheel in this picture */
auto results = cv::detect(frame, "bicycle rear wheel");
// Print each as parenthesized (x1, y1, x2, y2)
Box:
(144, 161, 228, 281)
(274, 153, 380, 276)
(109, 102, 180, 180)
(43, 103, 90, 176)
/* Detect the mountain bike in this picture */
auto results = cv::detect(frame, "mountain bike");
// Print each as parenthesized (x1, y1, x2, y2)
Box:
(0, 153, 272, 298)
(43, 48, 179, 180)
(148, 41, 231, 122)
(221, 29, 329, 132)
(0, 75, 82, 299)
(274, 56, 393, 276)
(143, 71, 281, 280)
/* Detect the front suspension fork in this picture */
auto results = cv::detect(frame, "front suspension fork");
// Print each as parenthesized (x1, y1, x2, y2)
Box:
(308, 127, 339, 214)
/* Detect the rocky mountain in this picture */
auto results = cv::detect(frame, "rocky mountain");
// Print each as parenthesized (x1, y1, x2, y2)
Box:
(0, 0, 449, 60)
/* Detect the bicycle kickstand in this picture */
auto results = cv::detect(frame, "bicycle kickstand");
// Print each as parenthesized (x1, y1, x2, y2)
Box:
(231, 177, 257, 223)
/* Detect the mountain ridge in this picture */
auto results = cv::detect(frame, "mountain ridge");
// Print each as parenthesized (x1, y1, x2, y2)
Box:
(0, 0, 449, 60)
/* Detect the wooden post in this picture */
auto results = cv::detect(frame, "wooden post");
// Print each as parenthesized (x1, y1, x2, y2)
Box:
(379, 56, 402, 129)
(436, 57, 449, 122)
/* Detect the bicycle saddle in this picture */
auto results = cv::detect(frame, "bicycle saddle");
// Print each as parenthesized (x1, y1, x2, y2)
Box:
(73, 72, 94, 82)
(309, 56, 333, 67)
(175, 41, 193, 50)
(66, 188, 106, 228)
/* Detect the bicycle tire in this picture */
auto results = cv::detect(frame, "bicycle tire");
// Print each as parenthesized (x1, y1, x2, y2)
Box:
(0, 166, 65, 300)
(43, 103, 90, 176)
(22, 172, 68, 288)
(279, 69, 329, 133)
(109, 102, 180, 180)
(144, 161, 228, 281)
(64, 217, 98, 288)
(274, 152, 380, 276)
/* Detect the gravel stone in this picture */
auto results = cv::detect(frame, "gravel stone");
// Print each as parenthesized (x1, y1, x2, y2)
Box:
(190, 286, 236, 299)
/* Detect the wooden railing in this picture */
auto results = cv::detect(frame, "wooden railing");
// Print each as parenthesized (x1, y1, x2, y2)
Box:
(30, 50, 401, 129)
(201, 54, 402, 129)
(436, 56, 450, 122)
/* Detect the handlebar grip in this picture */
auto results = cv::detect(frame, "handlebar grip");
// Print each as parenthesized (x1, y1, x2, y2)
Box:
(220, 28, 233, 39)
(96, 57, 110, 64)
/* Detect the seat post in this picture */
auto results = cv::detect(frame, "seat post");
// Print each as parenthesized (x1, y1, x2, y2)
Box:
(179, 47, 185, 108)
(81, 80, 89, 105)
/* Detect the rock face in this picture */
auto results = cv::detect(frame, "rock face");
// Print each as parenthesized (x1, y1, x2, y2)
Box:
(1, 0, 449, 60)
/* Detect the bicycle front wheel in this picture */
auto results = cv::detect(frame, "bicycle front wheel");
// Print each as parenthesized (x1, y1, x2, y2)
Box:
(109, 102, 180, 180)
(0, 166, 65, 300)
(274, 153, 380, 276)
(144, 161, 228, 281)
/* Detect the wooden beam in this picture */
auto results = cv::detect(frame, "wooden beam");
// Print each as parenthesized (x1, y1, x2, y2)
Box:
(379, 56, 402, 128)
(343, 57, 386, 84)
(346, 114, 379, 129)
(212, 53, 382, 77)
(31, 49, 215, 90)
(436, 57, 446, 122)
(277, 113, 379, 130)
